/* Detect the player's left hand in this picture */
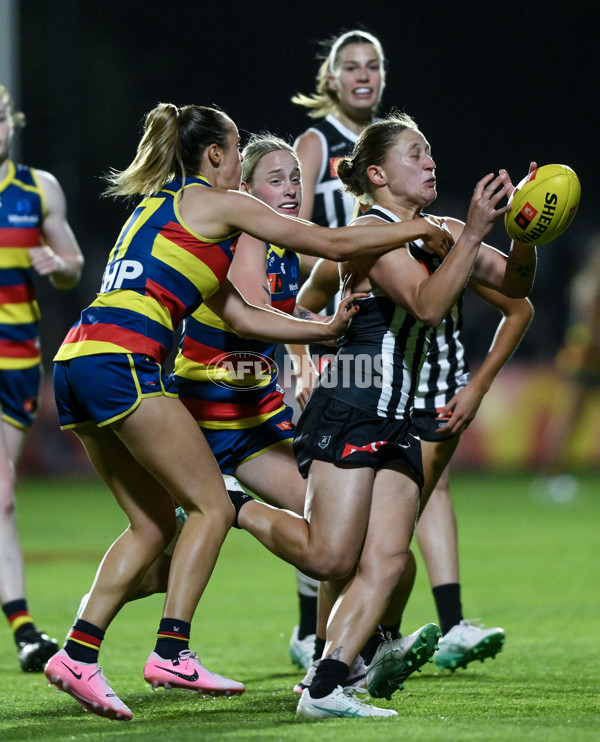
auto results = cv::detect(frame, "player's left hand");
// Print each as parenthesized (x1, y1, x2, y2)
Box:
(28, 245, 66, 276)
(435, 385, 484, 436)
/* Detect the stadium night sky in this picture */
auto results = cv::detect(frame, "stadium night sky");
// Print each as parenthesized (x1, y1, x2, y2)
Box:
(7, 0, 599, 360)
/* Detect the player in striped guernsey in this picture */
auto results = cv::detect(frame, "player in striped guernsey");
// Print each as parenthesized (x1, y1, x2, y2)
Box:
(289, 29, 387, 400)
(45, 103, 453, 722)
(411, 282, 533, 671)
(288, 29, 388, 666)
(0, 85, 83, 672)
(292, 29, 385, 233)
(233, 113, 538, 719)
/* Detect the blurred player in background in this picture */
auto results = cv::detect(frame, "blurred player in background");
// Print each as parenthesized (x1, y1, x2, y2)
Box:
(0, 85, 84, 672)
(534, 238, 600, 498)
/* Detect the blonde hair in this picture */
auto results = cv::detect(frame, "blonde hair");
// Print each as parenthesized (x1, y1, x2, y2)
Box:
(0, 85, 26, 127)
(241, 133, 298, 183)
(291, 30, 385, 119)
(104, 103, 234, 198)
(337, 112, 418, 205)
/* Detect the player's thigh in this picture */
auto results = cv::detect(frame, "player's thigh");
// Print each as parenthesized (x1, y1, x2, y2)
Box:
(236, 443, 307, 514)
(74, 422, 177, 538)
(111, 395, 230, 517)
(360, 467, 421, 572)
(420, 436, 461, 505)
(304, 461, 375, 560)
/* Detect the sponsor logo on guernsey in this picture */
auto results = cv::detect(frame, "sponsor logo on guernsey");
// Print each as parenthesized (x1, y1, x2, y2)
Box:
(329, 157, 343, 177)
(7, 214, 38, 225)
(100, 259, 144, 292)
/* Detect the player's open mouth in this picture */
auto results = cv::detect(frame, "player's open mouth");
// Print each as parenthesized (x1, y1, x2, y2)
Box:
(353, 87, 372, 96)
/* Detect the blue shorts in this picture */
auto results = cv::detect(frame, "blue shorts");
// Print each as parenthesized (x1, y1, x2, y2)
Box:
(199, 405, 295, 475)
(53, 353, 177, 429)
(0, 364, 42, 429)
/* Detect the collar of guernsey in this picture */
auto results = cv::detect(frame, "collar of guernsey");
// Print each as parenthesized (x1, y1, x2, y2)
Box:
(53, 174, 241, 364)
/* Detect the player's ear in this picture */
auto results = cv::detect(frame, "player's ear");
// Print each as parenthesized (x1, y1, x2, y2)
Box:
(240, 180, 249, 193)
(367, 164, 386, 187)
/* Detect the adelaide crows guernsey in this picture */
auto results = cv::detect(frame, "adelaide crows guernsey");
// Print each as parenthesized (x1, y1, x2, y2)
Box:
(174, 243, 300, 429)
(0, 161, 44, 369)
(315, 206, 442, 420)
(55, 176, 239, 365)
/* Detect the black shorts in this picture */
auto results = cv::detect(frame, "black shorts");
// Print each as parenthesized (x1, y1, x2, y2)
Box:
(293, 392, 424, 489)
(411, 409, 458, 443)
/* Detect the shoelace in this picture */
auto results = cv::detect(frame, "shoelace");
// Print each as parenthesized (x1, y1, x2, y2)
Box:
(177, 648, 201, 663)
(342, 685, 370, 699)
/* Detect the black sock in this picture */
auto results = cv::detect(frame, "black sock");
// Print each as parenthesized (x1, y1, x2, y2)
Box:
(309, 658, 349, 698)
(432, 583, 463, 635)
(64, 619, 105, 664)
(297, 594, 318, 639)
(313, 636, 326, 663)
(227, 487, 254, 528)
(3, 599, 38, 646)
(360, 626, 385, 666)
(154, 618, 191, 659)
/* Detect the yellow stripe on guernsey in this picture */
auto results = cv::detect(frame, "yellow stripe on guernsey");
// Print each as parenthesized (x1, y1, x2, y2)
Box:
(0, 301, 41, 324)
(90, 290, 174, 329)
(0, 248, 34, 269)
(151, 231, 223, 296)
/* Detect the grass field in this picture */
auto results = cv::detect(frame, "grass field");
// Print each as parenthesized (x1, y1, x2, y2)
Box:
(1, 471, 599, 741)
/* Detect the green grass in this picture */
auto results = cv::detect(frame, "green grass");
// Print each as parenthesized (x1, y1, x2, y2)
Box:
(1, 471, 599, 741)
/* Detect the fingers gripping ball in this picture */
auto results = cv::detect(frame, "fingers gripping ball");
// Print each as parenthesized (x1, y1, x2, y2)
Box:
(505, 164, 580, 246)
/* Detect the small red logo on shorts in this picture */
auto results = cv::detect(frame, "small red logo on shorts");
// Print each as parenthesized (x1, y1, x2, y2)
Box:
(276, 419, 293, 431)
(342, 440, 388, 458)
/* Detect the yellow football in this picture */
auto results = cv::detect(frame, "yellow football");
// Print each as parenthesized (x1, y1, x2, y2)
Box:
(505, 164, 580, 246)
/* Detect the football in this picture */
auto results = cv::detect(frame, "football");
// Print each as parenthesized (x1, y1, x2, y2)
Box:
(505, 164, 580, 246)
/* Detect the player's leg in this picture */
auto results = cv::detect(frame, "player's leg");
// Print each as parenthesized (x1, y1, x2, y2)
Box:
(235, 444, 318, 671)
(237, 459, 375, 580)
(417, 437, 505, 670)
(298, 467, 421, 718)
(0, 370, 59, 672)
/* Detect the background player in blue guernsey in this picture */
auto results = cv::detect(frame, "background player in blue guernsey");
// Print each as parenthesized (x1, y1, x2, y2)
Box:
(0, 84, 84, 672)
(44, 102, 452, 722)
(233, 113, 538, 719)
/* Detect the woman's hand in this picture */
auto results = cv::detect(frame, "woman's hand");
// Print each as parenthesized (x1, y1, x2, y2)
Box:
(325, 290, 369, 339)
(464, 171, 514, 243)
(421, 216, 454, 259)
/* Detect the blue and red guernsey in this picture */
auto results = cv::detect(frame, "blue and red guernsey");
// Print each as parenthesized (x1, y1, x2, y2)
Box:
(0, 161, 44, 370)
(174, 243, 300, 428)
(55, 176, 239, 365)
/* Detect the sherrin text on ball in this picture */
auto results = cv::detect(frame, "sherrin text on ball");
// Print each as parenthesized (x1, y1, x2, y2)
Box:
(505, 164, 580, 246)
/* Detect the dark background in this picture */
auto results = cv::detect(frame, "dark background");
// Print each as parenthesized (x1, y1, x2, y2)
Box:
(10, 0, 600, 366)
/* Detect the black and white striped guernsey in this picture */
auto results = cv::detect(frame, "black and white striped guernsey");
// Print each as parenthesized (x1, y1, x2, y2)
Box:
(313, 205, 443, 420)
(305, 115, 359, 228)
